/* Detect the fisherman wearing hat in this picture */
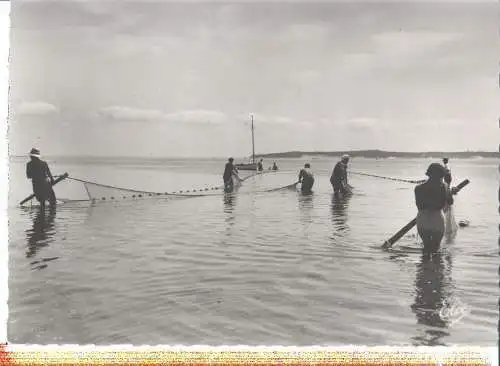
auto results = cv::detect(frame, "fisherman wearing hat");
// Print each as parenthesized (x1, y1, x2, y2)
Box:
(222, 157, 241, 193)
(26, 148, 57, 209)
(414, 163, 454, 254)
(298, 163, 314, 194)
(330, 154, 351, 196)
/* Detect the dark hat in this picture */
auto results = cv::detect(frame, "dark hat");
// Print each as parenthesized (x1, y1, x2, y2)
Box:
(426, 163, 446, 178)
(304, 163, 311, 168)
(228, 157, 234, 162)
(29, 148, 40, 157)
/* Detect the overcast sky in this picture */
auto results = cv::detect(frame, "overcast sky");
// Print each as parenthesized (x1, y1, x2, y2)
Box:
(7, 0, 499, 158)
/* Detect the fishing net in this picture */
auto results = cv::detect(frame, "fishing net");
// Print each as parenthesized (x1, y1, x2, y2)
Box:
(45, 171, 292, 203)
(67, 176, 224, 202)
(19, 171, 306, 206)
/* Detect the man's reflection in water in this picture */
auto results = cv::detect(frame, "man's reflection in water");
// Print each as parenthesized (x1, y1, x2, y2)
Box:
(297, 192, 314, 234)
(223, 193, 237, 238)
(331, 192, 351, 235)
(25, 205, 57, 259)
(411, 252, 454, 346)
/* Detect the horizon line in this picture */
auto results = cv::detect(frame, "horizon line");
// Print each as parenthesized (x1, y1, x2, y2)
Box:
(8, 149, 499, 159)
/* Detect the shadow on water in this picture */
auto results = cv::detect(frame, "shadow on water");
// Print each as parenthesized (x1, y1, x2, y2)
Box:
(330, 192, 352, 237)
(410, 252, 456, 346)
(24, 206, 58, 267)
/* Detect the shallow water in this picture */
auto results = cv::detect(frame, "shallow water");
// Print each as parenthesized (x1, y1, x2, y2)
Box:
(7, 156, 499, 345)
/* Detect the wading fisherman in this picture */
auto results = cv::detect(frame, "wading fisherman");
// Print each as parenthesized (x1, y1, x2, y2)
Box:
(26, 148, 57, 210)
(442, 158, 457, 234)
(330, 154, 351, 196)
(414, 163, 453, 254)
(272, 161, 278, 171)
(223, 157, 241, 193)
(442, 157, 452, 185)
(298, 163, 314, 194)
(257, 158, 264, 172)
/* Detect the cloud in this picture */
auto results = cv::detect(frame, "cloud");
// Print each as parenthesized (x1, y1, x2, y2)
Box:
(236, 113, 305, 126)
(98, 106, 164, 121)
(17, 101, 59, 116)
(370, 31, 460, 65)
(278, 23, 332, 43)
(348, 117, 379, 129)
(163, 110, 227, 125)
(293, 70, 322, 84)
(98, 106, 227, 125)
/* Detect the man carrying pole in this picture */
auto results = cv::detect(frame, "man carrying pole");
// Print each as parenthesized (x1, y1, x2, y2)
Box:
(26, 148, 57, 210)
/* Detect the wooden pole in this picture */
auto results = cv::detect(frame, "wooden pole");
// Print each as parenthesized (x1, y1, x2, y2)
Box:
(19, 172, 69, 206)
(381, 179, 470, 250)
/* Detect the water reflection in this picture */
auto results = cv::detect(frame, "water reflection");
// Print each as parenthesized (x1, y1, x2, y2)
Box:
(297, 192, 314, 236)
(25, 206, 57, 259)
(331, 193, 351, 235)
(223, 194, 237, 239)
(411, 252, 455, 346)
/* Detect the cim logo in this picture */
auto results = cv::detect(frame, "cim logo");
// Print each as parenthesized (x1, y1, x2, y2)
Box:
(438, 298, 470, 326)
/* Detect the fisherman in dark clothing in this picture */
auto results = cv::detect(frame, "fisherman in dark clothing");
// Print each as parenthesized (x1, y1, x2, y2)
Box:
(415, 163, 454, 255)
(330, 154, 351, 196)
(298, 163, 314, 194)
(272, 161, 278, 171)
(26, 148, 56, 209)
(257, 158, 264, 172)
(223, 157, 241, 193)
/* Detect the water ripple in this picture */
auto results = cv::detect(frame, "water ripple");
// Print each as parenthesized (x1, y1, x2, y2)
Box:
(8, 158, 498, 345)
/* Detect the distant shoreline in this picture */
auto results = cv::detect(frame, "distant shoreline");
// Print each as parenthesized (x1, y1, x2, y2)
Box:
(8, 150, 500, 160)
(256, 150, 500, 159)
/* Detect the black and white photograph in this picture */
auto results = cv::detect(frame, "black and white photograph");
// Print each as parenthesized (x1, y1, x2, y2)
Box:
(6, 0, 499, 347)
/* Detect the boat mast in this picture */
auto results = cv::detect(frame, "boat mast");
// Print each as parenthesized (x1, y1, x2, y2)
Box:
(251, 113, 255, 164)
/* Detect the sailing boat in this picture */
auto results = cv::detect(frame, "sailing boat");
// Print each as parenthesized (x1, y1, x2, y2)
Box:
(235, 114, 258, 171)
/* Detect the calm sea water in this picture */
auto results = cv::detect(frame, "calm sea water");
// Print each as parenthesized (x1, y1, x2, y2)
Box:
(7, 156, 499, 346)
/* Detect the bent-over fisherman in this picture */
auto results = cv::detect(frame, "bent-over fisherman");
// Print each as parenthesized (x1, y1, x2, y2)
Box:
(223, 157, 241, 193)
(330, 154, 351, 195)
(298, 163, 315, 194)
(26, 148, 57, 210)
(414, 163, 453, 254)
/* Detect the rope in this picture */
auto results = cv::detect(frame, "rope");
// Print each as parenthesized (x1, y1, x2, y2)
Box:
(67, 176, 223, 199)
(349, 171, 425, 184)
(66, 176, 160, 194)
(264, 182, 298, 193)
(55, 171, 291, 202)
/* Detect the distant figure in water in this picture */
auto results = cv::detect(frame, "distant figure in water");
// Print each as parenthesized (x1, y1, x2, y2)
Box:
(26, 148, 56, 210)
(223, 157, 241, 193)
(272, 161, 278, 171)
(298, 163, 314, 194)
(330, 154, 351, 196)
(442, 157, 452, 185)
(257, 158, 264, 172)
(442, 158, 457, 235)
(414, 163, 453, 255)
